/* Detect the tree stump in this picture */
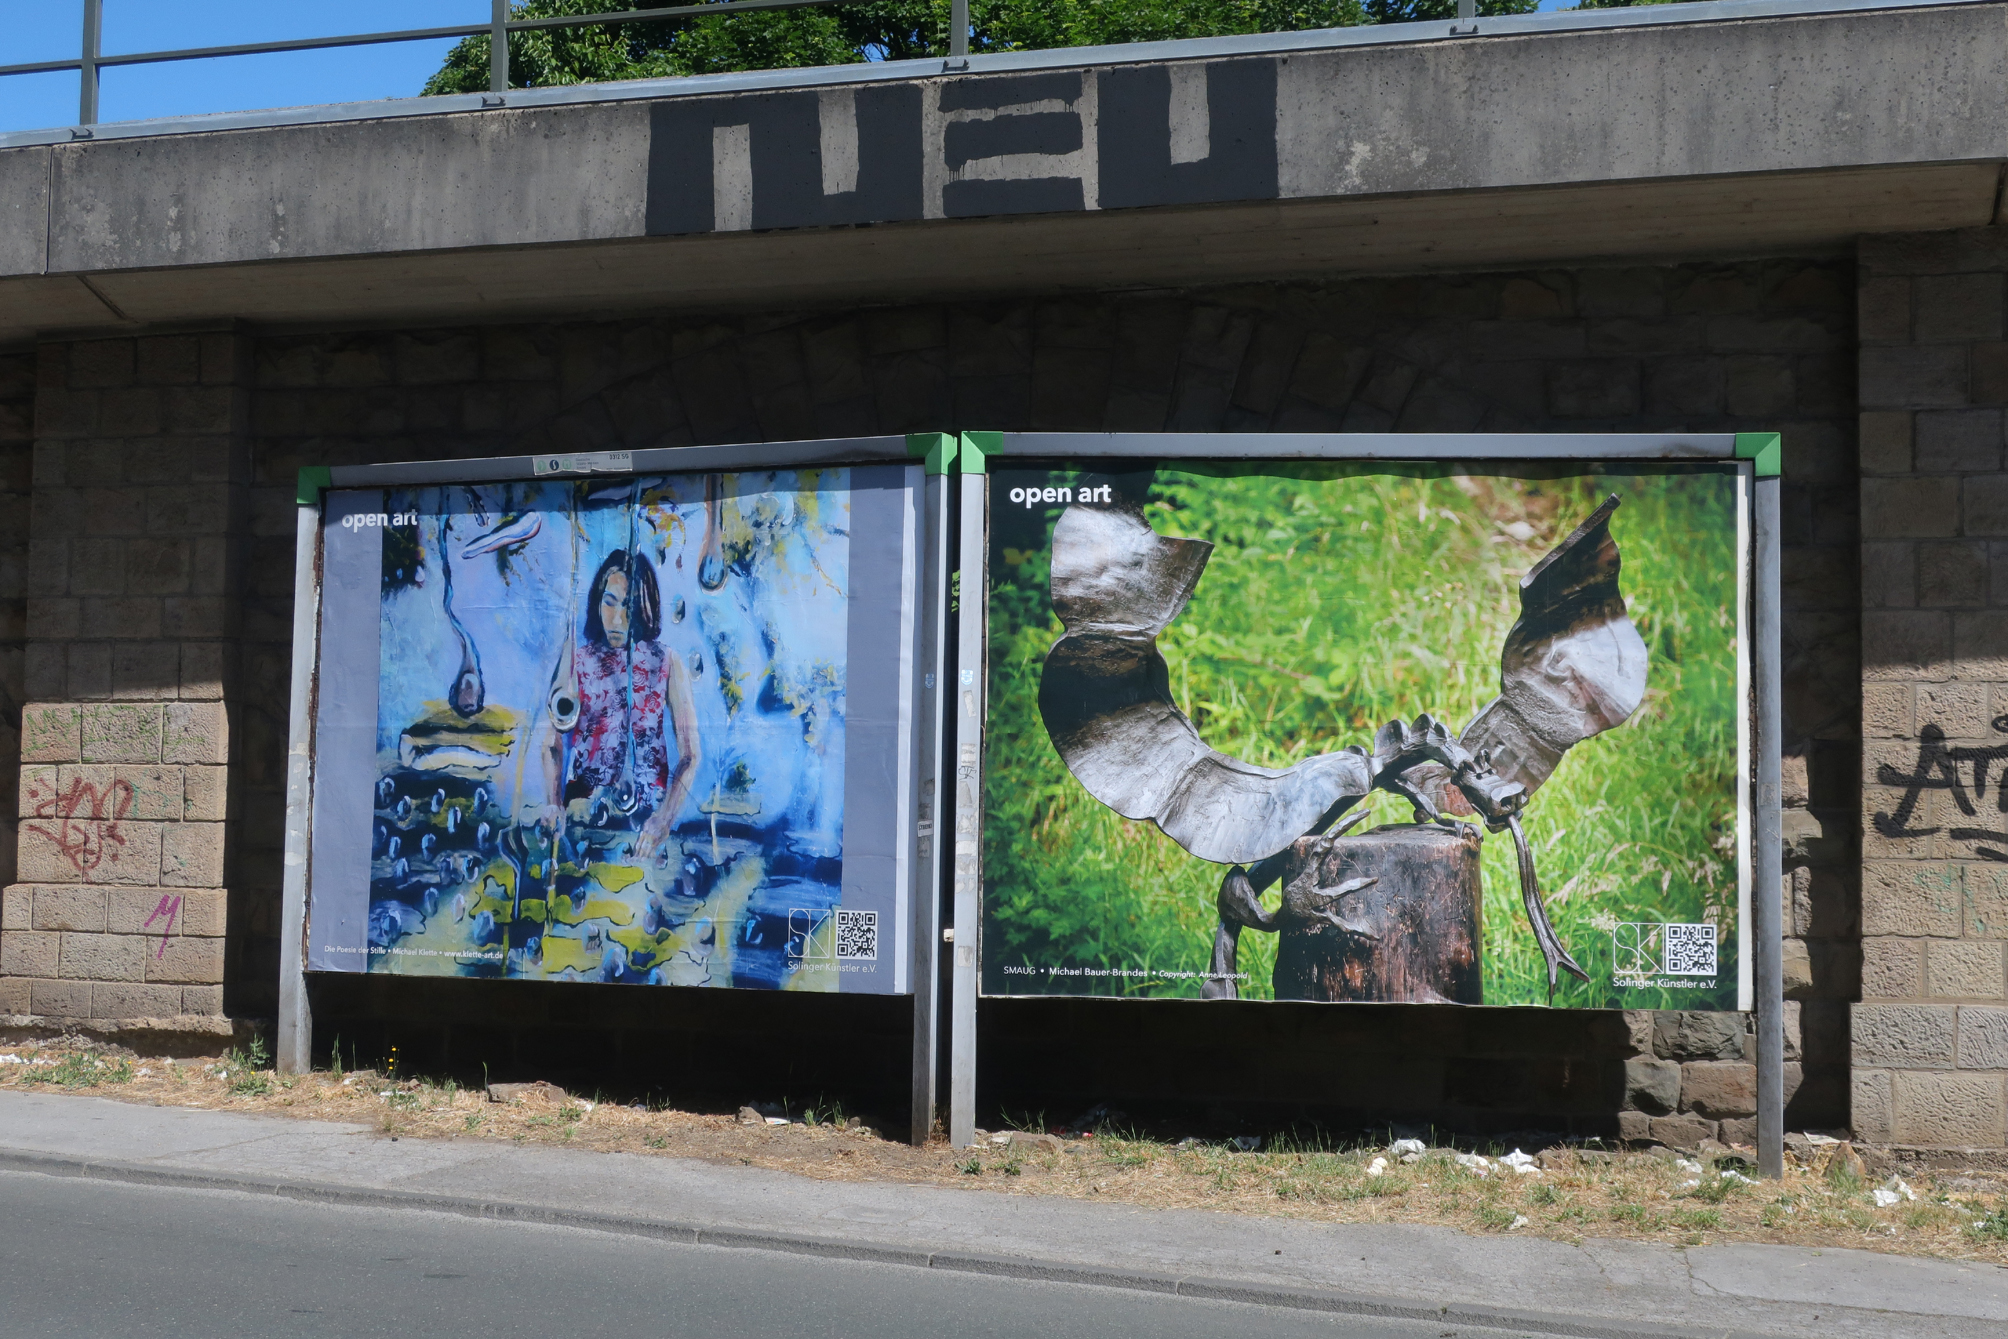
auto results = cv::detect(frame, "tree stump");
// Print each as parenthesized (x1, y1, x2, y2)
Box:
(1271, 823, 1483, 1004)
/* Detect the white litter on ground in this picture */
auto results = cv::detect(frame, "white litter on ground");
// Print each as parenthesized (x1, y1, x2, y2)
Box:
(1872, 1176, 1918, 1208)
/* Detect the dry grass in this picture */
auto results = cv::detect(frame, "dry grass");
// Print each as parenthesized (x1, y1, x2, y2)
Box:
(5, 1039, 2005, 1266)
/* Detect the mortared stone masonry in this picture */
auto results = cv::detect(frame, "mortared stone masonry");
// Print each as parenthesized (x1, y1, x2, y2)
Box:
(1855, 226, 2008, 1152)
(1, 334, 247, 1042)
(0, 242, 1945, 1146)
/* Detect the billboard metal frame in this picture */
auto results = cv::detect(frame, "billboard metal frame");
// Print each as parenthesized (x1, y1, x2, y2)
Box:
(278, 428, 1782, 1174)
(278, 435, 956, 1146)
(946, 431, 1785, 1177)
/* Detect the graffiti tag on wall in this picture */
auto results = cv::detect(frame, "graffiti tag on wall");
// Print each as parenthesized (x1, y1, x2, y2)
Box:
(22, 777, 134, 877)
(1874, 716, 2008, 860)
(142, 893, 182, 959)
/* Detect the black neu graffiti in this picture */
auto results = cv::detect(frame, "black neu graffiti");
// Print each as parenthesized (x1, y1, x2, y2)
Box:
(1874, 715, 2008, 860)
(643, 60, 1281, 237)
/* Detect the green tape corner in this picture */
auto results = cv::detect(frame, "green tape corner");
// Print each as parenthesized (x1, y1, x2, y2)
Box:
(296, 465, 332, 506)
(905, 432, 958, 476)
(958, 431, 999, 475)
(1734, 432, 1781, 479)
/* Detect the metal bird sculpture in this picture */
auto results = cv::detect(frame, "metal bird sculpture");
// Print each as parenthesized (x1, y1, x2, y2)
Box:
(1037, 488, 1647, 1001)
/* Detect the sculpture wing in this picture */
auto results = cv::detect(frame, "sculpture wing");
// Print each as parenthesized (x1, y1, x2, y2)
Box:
(1038, 502, 1373, 866)
(1459, 495, 1648, 799)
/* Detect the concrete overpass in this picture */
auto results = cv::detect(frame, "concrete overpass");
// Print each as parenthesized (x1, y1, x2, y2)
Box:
(0, 0, 2003, 339)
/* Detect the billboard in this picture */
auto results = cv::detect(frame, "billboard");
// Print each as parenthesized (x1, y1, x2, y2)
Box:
(305, 464, 923, 994)
(980, 460, 1748, 1010)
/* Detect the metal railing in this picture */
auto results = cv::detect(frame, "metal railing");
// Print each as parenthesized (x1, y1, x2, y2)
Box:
(0, 0, 976, 129)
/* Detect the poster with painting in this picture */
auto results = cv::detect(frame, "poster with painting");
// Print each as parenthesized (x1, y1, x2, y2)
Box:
(981, 461, 1748, 1010)
(306, 464, 922, 994)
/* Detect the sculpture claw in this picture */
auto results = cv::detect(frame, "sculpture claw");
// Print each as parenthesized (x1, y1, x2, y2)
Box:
(1205, 866, 1279, 1000)
(1332, 807, 1371, 837)
(1506, 814, 1590, 1000)
(1310, 875, 1380, 939)
(1217, 866, 1277, 931)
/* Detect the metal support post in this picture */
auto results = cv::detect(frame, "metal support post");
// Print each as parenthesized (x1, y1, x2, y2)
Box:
(79, 0, 102, 125)
(277, 495, 324, 1076)
(951, 0, 969, 58)
(490, 0, 510, 94)
(909, 467, 952, 1145)
(947, 458, 986, 1147)
(1752, 471, 1785, 1178)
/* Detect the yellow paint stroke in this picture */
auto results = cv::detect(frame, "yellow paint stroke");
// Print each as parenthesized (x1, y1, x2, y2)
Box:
(474, 872, 513, 916)
(697, 853, 764, 985)
(611, 923, 666, 955)
(541, 933, 598, 975)
(796, 469, 847, 597)
(545, 897, 635, 928)
(407, 700, 521, 739)
(370, 881, 514, 979)
(592, 864, 645, 894)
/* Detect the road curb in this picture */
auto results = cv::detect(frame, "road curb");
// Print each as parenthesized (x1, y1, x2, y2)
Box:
(0, 1146, 1759, 1339)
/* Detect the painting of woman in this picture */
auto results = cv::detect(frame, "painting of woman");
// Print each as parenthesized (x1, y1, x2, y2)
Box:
(539, 548, 700, 858)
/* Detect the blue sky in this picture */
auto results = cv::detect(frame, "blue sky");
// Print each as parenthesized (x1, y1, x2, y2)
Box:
(0, 1, 1573, 136)
(0, 1, 483, 133)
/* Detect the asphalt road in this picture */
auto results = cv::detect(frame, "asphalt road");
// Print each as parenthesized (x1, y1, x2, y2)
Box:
(0, 1168, 1567, 1339)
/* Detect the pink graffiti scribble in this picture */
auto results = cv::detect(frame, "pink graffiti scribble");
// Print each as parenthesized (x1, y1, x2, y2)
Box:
(23, 777, 134, 877)
(142, 894, 183, 960)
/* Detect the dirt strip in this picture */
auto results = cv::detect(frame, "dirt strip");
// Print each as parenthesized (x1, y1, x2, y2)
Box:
(4, 1040, 2003, 1267)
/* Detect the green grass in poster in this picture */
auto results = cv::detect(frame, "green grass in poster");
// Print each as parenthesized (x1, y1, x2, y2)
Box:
(980, 463, 1742, 1010)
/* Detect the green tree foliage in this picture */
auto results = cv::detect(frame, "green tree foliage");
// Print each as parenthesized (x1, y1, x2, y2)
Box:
(423, 0, 1383, 93)
(1361, 0, 1535, 20)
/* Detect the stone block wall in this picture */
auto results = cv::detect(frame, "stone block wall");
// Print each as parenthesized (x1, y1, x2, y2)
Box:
(1855, 226, 2008, 1150)
(229, 260, 1855, 1136)
(0, 334, 249, 1034)
(1, 349, 32, 891)
(4, 700, 229, 1017)
(1616, 1010, 1777, 1147)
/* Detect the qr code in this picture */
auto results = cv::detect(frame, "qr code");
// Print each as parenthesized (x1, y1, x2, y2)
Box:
(835, 909, 878, 961)
(1662, 922, 1718, 976)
